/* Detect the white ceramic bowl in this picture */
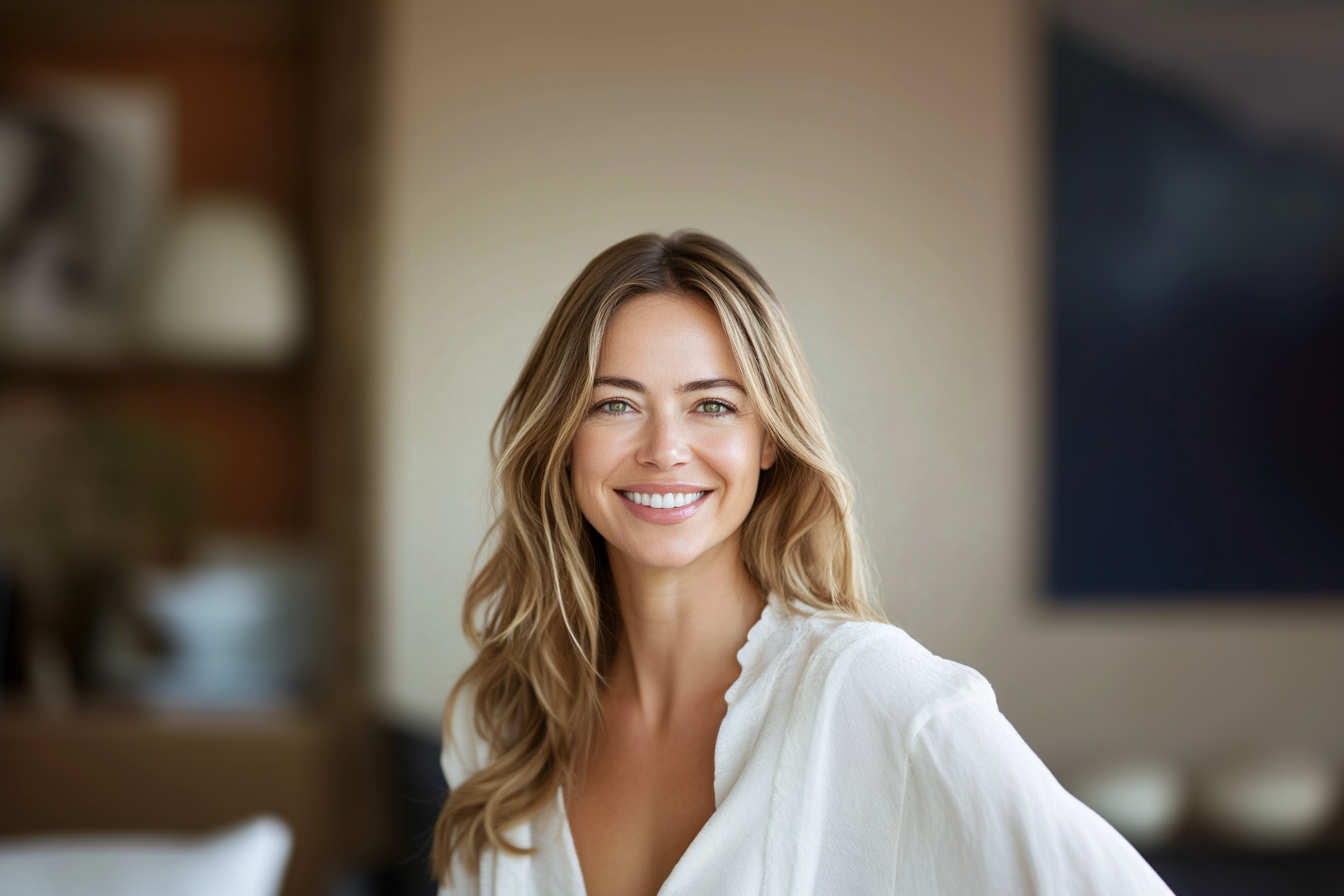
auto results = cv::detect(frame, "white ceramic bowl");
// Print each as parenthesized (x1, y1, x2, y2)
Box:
(1064, 757, 1188, 848)
(1194, 750, 1340, 848)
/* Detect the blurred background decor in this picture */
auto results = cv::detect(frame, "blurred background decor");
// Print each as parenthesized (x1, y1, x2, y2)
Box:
(0, 2, 393, 895)
(0, 392, 198, 711)
(138, 194, 305, 365)
(1194, 750, 1341, 851)
(2, 0, 1343, 895)
(1063, 756, 1190, 849)
(0, 76, 170, 362)
(131, 537, 324, 711)
(1046, 0, 1344, 600)
(0, 814, 293, 896)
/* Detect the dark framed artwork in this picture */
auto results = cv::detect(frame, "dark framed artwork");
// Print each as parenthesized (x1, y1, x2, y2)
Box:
(1045, 4, 1344, 601)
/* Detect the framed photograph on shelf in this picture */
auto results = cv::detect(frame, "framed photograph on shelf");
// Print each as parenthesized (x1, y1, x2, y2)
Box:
(0, 77, 171, 363)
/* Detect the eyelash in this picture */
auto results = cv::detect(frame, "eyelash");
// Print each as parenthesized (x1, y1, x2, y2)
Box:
(591, 397, 738, 417)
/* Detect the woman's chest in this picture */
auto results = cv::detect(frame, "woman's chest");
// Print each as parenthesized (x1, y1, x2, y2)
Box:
(565, 700, 724, 896)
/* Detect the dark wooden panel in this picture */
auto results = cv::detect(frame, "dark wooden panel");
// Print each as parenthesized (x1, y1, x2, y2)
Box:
(0, 367, 313, 536)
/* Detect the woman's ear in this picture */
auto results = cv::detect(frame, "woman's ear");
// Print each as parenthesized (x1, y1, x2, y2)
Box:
(761, 432, 777, 471)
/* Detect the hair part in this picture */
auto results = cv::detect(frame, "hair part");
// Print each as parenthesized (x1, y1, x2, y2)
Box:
(431, 230, 882, 884)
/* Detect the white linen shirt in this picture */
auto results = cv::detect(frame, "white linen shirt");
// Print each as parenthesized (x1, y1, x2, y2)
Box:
(439, 595, 1174, 895)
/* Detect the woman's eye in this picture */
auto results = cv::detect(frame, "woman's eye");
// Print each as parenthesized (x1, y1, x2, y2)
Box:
(699, 400, 730, 414)
(600, 400, 629, 414)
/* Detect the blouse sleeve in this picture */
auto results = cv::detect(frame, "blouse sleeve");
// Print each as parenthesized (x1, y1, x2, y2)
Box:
(437, 684, 489, 896)
(893, 698, 1175, 896)
(440, 682, 489, 790)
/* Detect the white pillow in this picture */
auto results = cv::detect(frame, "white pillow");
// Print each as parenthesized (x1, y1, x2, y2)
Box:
(0, 814, 292, 896)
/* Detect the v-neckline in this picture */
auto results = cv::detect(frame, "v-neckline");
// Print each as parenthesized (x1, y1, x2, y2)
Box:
(559, 594, 782, 896)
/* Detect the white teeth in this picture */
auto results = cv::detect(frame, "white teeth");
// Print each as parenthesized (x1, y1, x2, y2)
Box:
(621, 490, 705, 508)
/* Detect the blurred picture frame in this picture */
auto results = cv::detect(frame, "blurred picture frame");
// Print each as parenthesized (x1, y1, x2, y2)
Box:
(0, 76, 171, 363)
(1044, 2, 1344, 601)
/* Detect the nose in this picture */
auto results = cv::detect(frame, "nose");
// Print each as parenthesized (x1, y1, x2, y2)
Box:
(635, 411, 691, 470)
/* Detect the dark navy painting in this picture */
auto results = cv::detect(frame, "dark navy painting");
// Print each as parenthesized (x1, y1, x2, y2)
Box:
(1046, 25, 1344, 599)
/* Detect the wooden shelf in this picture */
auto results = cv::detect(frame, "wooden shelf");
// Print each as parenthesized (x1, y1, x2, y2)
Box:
(0, 0, 317, 534)
(0, 0, 388, 889)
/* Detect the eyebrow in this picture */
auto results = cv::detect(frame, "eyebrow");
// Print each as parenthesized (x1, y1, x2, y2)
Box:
(592, 375, 746, 394)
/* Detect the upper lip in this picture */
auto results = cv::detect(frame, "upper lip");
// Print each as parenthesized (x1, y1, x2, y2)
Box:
(616, 483, 713, 493)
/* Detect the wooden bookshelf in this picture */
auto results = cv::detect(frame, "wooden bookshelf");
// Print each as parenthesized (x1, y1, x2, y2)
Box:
(0, 1, 388, 892)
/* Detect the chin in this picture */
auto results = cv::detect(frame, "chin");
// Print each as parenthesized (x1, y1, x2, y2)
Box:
(608, 533, 712, 570)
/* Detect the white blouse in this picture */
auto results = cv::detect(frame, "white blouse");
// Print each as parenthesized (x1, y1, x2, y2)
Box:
(439, 595, 1175, 895)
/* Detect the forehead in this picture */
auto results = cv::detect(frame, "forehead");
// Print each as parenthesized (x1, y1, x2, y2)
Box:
(596, 293, 741, 380)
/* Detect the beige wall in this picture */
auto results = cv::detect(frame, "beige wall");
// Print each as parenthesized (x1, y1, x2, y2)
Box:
(370, 0, 1344, 765)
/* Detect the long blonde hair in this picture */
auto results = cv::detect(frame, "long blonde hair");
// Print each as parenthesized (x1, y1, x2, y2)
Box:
(431, 230, 882, 882)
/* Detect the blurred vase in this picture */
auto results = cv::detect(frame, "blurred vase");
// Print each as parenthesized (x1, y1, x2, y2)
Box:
(1194, 750, 1340, 848)
(138, 195, 303, 365)
(1064, 757, 1188, 848)
(134, 547, 321, 710)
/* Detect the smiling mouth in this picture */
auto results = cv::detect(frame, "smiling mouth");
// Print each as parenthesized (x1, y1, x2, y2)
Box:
(619, 490, 708, 509)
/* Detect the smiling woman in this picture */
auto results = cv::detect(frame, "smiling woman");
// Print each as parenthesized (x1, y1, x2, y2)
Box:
(432, 232, 1174, 895)
(571, 294, 776, 575)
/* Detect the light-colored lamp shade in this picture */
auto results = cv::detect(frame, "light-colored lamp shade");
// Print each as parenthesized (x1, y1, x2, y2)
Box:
(140, 196, 303, 365)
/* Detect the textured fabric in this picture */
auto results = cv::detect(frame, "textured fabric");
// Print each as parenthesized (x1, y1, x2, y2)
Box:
(439, 596, 1174, 895)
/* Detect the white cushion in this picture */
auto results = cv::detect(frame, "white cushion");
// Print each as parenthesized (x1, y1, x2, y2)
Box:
(0, 814, 292, 896)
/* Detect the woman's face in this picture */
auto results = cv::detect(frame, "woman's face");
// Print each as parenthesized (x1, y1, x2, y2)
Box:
(570, 292, 776, 571)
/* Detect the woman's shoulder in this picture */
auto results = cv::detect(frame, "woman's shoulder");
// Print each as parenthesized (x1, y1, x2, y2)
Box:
(780, 602, 997, 738)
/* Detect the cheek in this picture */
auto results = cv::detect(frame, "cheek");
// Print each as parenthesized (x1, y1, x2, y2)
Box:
(569, 426, 624, 505)
(705, 428, 766, 494)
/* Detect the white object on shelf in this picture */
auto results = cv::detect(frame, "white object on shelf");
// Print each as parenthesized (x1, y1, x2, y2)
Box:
(139, 195, 303, 365)
(0, 814, 292, 896)
(1063, 757, 1188, 848)
(1194, 750, 1340, 848)
(134, 550, 321, 711)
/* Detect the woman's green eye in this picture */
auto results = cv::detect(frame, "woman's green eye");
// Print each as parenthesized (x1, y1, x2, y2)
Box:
(604, 400, 628, 413)
(701, 401, 726, 414)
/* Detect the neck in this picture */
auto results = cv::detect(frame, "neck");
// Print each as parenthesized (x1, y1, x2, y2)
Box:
(604, 532, 765, 723)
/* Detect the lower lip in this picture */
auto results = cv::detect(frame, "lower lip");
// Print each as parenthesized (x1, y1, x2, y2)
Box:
(619, 491, 710, 524)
